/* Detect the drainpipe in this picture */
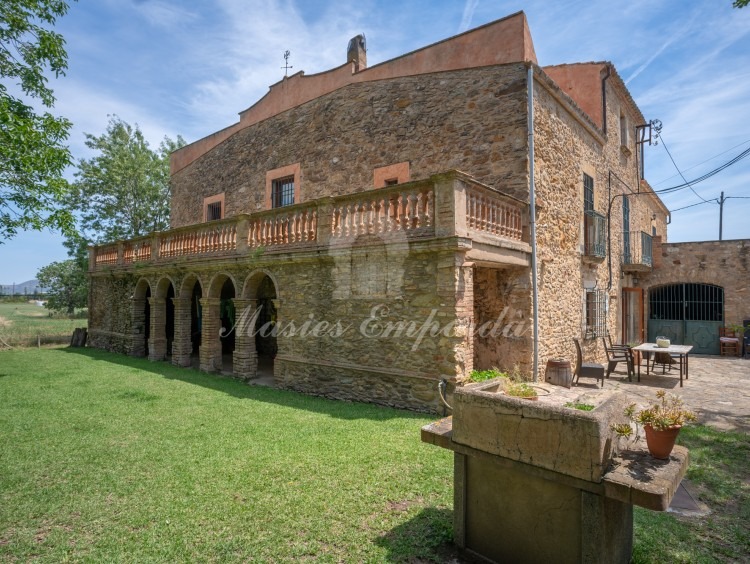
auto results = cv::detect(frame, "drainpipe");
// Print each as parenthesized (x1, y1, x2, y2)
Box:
(527, 64, 540, 382)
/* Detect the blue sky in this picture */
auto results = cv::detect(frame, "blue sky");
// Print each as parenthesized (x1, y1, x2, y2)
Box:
(2, 0, 749, 283)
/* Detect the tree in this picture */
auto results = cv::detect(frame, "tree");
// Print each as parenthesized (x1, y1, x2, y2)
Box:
(37, 259, 87, 314)
(0, 0, 75, 242)
(69, 116, 185, 244)
(734, 0, 749, 7)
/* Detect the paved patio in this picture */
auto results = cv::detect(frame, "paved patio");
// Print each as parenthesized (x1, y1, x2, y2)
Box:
(558, 355, 750, 434)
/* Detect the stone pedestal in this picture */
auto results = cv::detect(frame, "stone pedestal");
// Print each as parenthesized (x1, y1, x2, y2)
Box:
(422, 380, 689, 564)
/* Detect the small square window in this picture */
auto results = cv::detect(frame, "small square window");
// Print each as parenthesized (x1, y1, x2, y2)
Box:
(206, 201, 222, 221)
(272, 176, 295, 208)
(203, 193, 225, 222)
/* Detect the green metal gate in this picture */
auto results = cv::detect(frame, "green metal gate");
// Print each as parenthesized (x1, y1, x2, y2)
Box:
(648, 283, 724, 355)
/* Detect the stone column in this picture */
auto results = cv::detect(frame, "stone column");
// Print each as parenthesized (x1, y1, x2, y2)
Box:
(199, 297, 221, 372)
(148, 297, 167, 361)
(435, 252, 474, 379)
(130, 298, 147, 357)
(171, 297, 192, 368)
(232, 298, 258, 379)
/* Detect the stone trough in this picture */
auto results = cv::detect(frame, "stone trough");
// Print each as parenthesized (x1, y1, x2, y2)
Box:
(421, 378, 689, 564)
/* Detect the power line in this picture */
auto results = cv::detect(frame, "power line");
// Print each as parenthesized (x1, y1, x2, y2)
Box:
(657, 134, 713, 204)
(653, 146, 750, 194)
(670, 199, 719, 213)
(652, 138, 750, 186)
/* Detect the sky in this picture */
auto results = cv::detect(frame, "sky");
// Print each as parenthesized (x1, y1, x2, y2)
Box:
(2, 0, 749, 283)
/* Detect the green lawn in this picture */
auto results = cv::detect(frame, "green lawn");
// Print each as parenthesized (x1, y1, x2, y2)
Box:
(0, 302, 86, 347)
(0, 349, 747, 562)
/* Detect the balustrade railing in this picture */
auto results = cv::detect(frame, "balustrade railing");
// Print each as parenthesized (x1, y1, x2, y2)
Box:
(465, 185, 523, 241)
(331, 186, 433, 239)
(248, 207, 317, 248)
(91, 174, 527, 270)
(160, 220, 237, 258)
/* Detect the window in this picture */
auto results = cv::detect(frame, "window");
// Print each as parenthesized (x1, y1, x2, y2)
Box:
(271, 176, 295, 208)
(373, 162, 410, 188)
(203, 193, 225, 222)
(584, 289, 606, 339)
(620, 111, 629, 148)
(583, 173, 594, 213)
(265, 163, 301, 209)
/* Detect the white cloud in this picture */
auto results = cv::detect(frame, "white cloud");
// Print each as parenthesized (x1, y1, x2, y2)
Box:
(459, 0, 480, 32)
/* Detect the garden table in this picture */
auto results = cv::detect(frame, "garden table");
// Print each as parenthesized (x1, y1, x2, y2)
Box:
(632, 343, 693, 387)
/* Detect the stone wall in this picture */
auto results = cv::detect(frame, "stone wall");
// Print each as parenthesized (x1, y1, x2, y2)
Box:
(472, 266, 532, 374)
(171, 64, 530, 228)
(88, 239, 474, 412)
(641, 239, 750, 327)
(531, 69, 667, 367)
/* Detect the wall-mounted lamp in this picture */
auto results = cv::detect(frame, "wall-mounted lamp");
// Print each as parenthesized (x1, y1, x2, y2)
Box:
(583, 279, 598, 290)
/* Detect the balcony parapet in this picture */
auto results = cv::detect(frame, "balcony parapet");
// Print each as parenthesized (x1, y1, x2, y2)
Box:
(90, 171, 529, 272)
(622, 230, 653, 272)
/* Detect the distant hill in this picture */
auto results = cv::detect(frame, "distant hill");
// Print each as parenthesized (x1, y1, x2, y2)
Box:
(0, 279, 47, 296)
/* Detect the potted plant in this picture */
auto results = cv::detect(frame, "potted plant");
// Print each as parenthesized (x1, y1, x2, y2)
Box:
(613, 390, 696, 459)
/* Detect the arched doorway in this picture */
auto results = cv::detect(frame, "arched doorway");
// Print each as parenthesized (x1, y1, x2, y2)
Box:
(202, 273, 237, 373)
(150, 277, 176, 361)
(132, 278, 151, 357)
(255, 275, 277, 374)
(173, 274, 202, 368)
(237, 270, 280, 381)
(648, 283, 724, 354)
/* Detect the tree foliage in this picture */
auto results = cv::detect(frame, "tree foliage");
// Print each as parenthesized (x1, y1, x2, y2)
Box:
(0, 0, 75, 242)
(37, 258, 87, 314)
(70, 115, 185, 243)
(734, 0, 749, 8)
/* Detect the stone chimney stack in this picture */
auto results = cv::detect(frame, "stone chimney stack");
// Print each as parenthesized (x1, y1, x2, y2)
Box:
(347, 34, 367, 72)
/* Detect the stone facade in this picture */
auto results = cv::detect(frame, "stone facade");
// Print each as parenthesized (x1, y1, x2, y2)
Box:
(641, 239, 750, 327)
(88, 13, 675, 412)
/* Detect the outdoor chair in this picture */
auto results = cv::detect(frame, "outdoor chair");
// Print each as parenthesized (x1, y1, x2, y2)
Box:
(573, 338, 605, 387)
(602, 337, 633, 380)
(719, 327, 741, 357)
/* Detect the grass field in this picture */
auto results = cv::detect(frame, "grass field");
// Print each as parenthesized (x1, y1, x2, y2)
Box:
(0, 349, 748, 562)
(0, 302, 86, 347)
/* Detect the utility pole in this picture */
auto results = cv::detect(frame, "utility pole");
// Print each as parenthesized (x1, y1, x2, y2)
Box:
(719, 191, 725, 241)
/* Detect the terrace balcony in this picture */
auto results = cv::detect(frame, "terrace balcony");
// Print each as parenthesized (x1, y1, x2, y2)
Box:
(89, 171, 531, 273)
(622, 230, 653, 272)
(583, 210, 606, 261)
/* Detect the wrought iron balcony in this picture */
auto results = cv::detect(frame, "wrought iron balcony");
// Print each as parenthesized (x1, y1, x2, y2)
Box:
(622, 230, 653, 272)
(583, 210, 606, 260)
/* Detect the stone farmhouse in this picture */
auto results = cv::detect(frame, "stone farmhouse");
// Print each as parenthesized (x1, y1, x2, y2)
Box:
(89, 11, 688, 411)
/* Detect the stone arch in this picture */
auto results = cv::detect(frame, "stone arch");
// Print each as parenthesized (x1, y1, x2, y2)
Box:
(207, 272, 239, 298)
(131, 277, 152, 357)
(242, 269, 281, 300)
(154, 275, 177, 299)
(172, 273, 203, 368)
(149, 276, 177, 362)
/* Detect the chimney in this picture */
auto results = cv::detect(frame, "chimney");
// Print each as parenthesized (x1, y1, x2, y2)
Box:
(347, 34, 367, 72)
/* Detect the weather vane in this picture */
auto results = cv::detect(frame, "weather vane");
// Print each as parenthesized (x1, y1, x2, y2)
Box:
(282, 50, 292, 77)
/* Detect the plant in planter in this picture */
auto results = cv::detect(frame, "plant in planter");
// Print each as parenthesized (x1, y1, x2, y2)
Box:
(503, 380, 538, 400)
(613, 390, 696, 459)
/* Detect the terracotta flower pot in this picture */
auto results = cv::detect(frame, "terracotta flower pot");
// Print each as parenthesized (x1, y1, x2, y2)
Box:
(644, 424, 681, 459)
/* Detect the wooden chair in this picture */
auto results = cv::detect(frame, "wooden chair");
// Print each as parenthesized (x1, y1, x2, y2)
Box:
(602, 337, 632, 380)
(573, 338, 605, 387)
(651, 351, 676, 373)
(719, 327, 741, 357)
